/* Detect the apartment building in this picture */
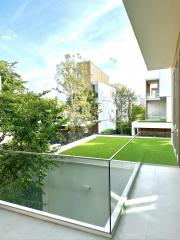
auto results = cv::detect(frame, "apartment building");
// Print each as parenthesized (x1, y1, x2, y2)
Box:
(56, 61, 116, 133)
(145, 69, 172, 122)
(123, 0, 180, 164)
(132, 69, 172, 136)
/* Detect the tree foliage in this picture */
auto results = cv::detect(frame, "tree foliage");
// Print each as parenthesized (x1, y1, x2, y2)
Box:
(113, 85, 137, 121)
(0, 61, 66, 204)
(113, 85, 145, 135)
(57, 54, 98, 137)
(0, 60, 25, 93)
(131, 104, 145, 121)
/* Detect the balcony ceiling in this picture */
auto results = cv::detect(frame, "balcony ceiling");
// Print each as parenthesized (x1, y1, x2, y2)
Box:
(123, 0, 180, 70)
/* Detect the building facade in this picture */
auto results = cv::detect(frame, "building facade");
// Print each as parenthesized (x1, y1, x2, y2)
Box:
(145, 69, 172, 122)
(123, 0, 180, 164)
(92, 81, 116, 133)
(132, 69, 172, 136)
(56, 61, 116, 133)
(172, 34, 180, 165)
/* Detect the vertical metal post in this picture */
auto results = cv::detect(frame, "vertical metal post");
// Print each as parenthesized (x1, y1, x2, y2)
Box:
(108, 160, 112, 234)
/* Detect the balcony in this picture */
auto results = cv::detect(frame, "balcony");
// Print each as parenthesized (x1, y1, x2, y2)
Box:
(146, 92, 160, 100)
(1, 163, 180, 240)
(0, 134, 179, 240)
(0, 148, 140, 238)
(146, 79, 160, 100)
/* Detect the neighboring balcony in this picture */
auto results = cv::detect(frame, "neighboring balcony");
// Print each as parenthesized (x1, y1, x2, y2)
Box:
(146, 91, 160, 100)
(146, 79, 160, 100)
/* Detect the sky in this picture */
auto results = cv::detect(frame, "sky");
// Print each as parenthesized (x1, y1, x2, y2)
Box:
(0, 0, 157, 97)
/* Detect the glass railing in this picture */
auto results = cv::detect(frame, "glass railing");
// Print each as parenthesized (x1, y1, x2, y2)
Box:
(0, 149, 140, 236)
(145, 115, 167, 121)
(146, 92, 159, 99)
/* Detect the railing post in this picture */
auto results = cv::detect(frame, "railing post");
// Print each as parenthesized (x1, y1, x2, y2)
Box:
(108, 160, 111, 234)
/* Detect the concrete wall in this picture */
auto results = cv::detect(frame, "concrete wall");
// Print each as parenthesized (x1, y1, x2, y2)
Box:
(166, 96, 172, 122)
(95, 82, 116, 133)
(172, 34, 180, 165)
(146, 99, 166, 120)
(132, 121, 172, 135)
(159, 68, 171, 97)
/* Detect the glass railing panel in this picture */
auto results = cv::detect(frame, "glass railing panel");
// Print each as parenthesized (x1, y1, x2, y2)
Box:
(45, 155, 110, 229)
(110, 159, 140, 232)
(0, 150, 110, 231)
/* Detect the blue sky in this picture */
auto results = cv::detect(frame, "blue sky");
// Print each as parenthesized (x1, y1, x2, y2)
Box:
(0, 0, 154, 96)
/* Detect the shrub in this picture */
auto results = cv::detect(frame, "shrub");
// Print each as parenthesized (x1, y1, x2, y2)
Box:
(101, 129, 117, 135)
(116, 121, 131, 135)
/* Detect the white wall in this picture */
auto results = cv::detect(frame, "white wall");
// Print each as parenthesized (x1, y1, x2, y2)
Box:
(131, 121, 172, 135)
(145, 68, 172, 121)
(166, 96, 172, 122)
(159, 68, 171, 97)
(95, 82, 116, 133)
(146, 99, 166, 119)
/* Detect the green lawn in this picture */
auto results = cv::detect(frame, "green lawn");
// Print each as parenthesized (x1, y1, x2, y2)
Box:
(61, 136, 176, 166)
(138, 120, 167, 123)
(61, 136, 130, 159)
(113, 138, 176, 166)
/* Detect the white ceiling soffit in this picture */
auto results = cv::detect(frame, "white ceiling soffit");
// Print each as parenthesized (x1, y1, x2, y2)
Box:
(123, 0, 180, 70)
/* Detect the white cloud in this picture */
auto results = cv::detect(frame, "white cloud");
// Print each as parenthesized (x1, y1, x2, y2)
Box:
(0, 30, 17, 41)
(78, 30, 147, 96)
(66, 0, 123, 41)
(17, 0, 147, 97)
(9, 0, 31, 23)
(22, 27, 147, 97)
(0, 35, 12, 40)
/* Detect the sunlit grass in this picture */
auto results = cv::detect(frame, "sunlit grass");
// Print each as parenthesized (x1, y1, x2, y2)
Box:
(61, 136, 130, 158)
(113, 138, 176, 166)
(61, 136, 176, 166)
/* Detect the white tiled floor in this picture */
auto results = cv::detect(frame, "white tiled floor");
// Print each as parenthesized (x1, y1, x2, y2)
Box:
(113, 164, 180, 240)
(1, 164, 180, 240)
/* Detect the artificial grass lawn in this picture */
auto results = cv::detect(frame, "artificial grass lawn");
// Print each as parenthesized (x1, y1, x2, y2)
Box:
(113, 138, 176, 166)
(61, 136, 176, 166)
(138, 120, 167, 123)
(61, 136, 130, 159)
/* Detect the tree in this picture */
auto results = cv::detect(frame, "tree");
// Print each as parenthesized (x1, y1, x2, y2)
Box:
(127, 89, 137, 121)
(131, 104, 145, 121)
(113, 85, 137, 134)
(113, 85, 137, 122)
(57, 54, 97, 139)
(0, 60, 25, 93)
(113, 85, 128, 122)
(0, 61, 66, 206)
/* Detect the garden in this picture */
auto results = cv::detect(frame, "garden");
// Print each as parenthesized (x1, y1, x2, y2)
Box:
(62, 136, 176, 166)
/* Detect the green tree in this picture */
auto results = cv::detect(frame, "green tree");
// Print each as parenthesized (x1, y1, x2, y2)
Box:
(57, 54, 97, 139)
(113, 85, 129, 122)
(127, 89, 137, 121)
(0, 60, 25, 93)
(0, 61, 66, 206)
(131, 104, 145, 121)
(113, 85, 137, 134)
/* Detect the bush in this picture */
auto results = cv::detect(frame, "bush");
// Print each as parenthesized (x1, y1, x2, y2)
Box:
(116, 121, 131, 135)
(101, 129, 117, 135)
